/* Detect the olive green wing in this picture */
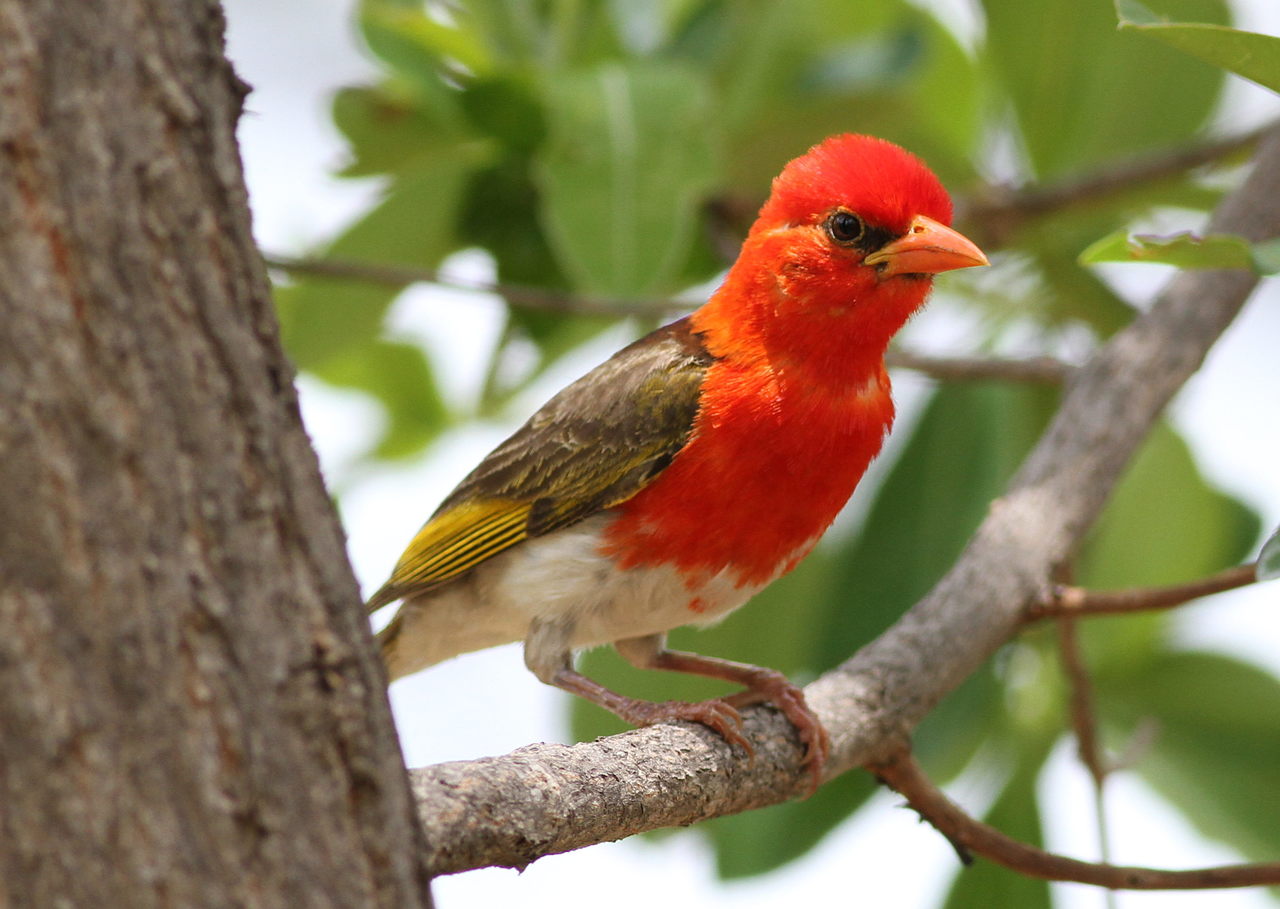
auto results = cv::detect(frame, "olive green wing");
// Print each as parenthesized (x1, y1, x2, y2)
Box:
(365, 317, 714, 611)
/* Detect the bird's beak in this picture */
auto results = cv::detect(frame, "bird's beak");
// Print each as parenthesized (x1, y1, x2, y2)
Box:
(863, 215, 989, 278)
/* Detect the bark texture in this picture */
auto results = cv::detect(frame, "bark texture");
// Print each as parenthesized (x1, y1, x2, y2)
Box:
(0, 3, 431, 906)
(409, 127, 1280, 874)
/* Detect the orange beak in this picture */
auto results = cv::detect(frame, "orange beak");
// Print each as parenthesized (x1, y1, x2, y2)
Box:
(863, 215, 989, 278)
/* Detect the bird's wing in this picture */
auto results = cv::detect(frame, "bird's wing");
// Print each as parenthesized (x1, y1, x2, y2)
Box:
(365, 317, 714, 611)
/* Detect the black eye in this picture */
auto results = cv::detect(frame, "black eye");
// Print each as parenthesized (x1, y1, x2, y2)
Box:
(825, 210, 865, 246)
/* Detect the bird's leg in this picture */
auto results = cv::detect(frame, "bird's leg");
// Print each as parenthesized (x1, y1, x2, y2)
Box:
(523, 621, 751, 754)
(616, 634, 829, 791)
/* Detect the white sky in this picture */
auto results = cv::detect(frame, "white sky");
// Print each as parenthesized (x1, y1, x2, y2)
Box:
(223, 3, 1280, 907)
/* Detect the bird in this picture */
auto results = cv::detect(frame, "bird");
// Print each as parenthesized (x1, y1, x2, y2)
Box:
(366, 134, 988, 787)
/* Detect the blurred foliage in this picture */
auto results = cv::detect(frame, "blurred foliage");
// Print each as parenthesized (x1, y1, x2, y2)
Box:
(1120, 0, 1280, 93)
(274, 0, 1280, 902)
(1081, 228, 1280, 272)
(1262, 527, 1280, 580)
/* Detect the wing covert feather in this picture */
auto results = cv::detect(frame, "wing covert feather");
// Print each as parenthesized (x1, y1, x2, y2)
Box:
(366, 317, 713, 610)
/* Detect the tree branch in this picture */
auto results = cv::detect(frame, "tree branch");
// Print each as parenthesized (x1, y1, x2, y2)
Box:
(265, 122, 1273, 323)
(265, 256, 1074, 384)
(957, 122, 1274, 248)
(885, 349, 1073, 384)
(870, 750, 1280, 890)
(407, 127, 1280, 876)
(1056, 613, 1117, 873)
(263, 254, 685, 317)
(1027, 563, 1260, 620)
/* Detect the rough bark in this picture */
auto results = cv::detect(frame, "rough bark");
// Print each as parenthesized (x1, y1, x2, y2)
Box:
(408, 127, 1280, 875)
(0, 2, 431, 906)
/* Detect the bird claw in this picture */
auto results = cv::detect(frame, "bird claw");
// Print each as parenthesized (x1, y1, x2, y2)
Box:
(620, 698, 754, 756)
(725, 674, 830, 794)
(568, 661, 828, 793)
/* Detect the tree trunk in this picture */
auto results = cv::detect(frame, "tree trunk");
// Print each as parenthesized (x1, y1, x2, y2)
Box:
(0, 2, 432, 906)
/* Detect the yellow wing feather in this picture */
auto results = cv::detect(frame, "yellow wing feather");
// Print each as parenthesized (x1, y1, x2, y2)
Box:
(365, 317, 715, 614)
(391, 499, 532, 590)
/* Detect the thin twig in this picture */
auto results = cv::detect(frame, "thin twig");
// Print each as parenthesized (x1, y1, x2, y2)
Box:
(958, 122, 1275, 248)
(1028, 563, 1260, 621)
(264, 254, 1074, 384)
(262, 254, 685, 317)
(870, 750, 1280, 890)
(1056, 615, 1116, 890)
(885, 349, 1073, 384)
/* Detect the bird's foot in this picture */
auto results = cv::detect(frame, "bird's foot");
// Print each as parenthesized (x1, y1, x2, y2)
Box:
(546, 667, 753, 755)
(547, 661, 826, 793)
(724, 671, 829, 793)
(613, 697, 753, 756)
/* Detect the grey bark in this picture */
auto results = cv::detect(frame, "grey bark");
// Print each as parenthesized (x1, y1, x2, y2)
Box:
(0, 2, 431, 906)
(409, 127, 1280, 875)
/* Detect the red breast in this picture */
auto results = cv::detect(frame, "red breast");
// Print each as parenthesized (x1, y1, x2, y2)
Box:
(599, 271, 931, 589)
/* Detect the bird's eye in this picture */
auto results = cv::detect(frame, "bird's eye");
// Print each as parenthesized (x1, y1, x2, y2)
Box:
(825, 210, 865, 246)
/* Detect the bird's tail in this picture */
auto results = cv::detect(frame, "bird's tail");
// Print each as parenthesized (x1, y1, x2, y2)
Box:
(368, 581, 523, 680)
(367, 582, 421, 680)
(373, 608, 408, 680)
(364, 582, 401, 615)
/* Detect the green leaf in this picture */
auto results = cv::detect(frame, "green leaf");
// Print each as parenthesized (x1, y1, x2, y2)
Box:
(456, 0, 625, 71)
(332, 86, 459, 178)
(1118, 0, 1280, 94)
(1032, 240, 1137, 336)
(457, 157, 624, 408)
(1106, 651, 1280, 861)
(363, 2, 493, 76)
(275, 153, 482, 460)
(604, 0, 705, 55)
(698, 2, 838, 140)
(1259, 526, 1280, 581)
(1079, 229, 1261, 271)
(1080, 421, 1260, 589)
(453, 0, 543, 65)
(982, 0, 1228, 178)
(1078, 421, 1260, 672)
(459, 158, 566, 289)
(713, 4, 980, 191)
(914, 663, 1005, 783)
(316, 340, 449, 459)
(536, 62, 719, 297)
(1248, 237, 1280, 275)
(358, 2, 476, 132)
(458, 76, 547, 153)
(990, 155, 1228, 335)
(359, 0, 491, 78)
(279, 155, 480, 369)
(898, 12, 983, 165)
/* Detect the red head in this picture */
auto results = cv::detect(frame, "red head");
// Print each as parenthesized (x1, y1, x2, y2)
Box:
(754, 133, 953, 238)
(696, 134, 987, 371)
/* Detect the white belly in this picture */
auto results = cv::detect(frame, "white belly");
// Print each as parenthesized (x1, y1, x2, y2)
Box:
(381, 512, 791, 680)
